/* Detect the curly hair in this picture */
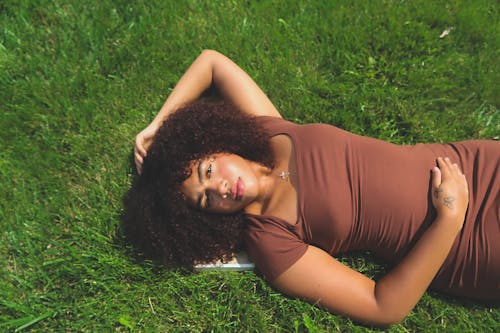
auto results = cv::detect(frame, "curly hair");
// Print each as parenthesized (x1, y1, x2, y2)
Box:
(122, 99, 274, 267)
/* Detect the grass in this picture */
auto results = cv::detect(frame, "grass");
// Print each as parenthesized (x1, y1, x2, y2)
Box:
(1, 0, 499, 331)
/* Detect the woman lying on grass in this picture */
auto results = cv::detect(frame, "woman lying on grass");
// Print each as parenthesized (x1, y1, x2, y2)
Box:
(123, 50, 499, 326)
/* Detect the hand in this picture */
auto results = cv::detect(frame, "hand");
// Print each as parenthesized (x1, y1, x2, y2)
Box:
(431, 157, 469, 230)
(134, 122, 160, 174)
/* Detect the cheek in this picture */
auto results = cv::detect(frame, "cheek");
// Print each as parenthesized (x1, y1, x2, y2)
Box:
(217, 162, 236, 178)
(216, 155, 245, 177)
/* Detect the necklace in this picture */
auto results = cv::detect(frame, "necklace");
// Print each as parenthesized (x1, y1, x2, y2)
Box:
(278, 171, 290, 180)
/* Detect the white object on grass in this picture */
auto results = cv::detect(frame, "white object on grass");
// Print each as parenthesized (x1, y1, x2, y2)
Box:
(194, 252, 255, 271)
(439, 27, 454, 39)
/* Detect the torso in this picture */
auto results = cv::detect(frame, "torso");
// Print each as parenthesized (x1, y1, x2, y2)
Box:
(245, 116, 500, 298)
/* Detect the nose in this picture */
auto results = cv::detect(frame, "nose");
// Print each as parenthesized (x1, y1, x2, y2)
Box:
(216, 179, 228, 199)
(208, 178, 229, 198)
(217, 179, 229, 198)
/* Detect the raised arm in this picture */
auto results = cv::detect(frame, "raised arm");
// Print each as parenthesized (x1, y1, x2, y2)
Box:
(272, 157, 469, 327)
(134, 50, 281, 173)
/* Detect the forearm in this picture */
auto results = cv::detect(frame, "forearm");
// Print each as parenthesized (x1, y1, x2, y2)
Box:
(151, 49, 280, 126)
(374, 217, 459, 323)
(151, 50, 215, 125)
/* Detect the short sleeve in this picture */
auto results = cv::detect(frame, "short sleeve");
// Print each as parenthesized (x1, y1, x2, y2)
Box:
(244, 215, 308, 281)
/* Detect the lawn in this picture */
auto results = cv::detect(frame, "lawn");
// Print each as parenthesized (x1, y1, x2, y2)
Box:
(1, 0, 499, 331)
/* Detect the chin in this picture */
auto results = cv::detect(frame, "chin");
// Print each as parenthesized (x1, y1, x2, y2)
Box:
(211, 206, 242, 215)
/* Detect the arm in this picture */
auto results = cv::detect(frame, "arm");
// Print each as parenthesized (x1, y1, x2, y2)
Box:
(134, 50, 281, 173)
(153, 49, 281, 123)
(272, 157, 469, 327)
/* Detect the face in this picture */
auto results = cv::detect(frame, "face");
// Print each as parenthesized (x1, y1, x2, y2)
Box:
(181, 153, 261, 214)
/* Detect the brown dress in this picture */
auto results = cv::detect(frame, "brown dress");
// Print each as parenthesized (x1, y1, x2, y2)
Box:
(244, 116, 500, 300)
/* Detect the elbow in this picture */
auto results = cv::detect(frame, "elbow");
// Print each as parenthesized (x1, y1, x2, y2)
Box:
(340, 309, 405, 328)
(371, 307, 408, 327)
(199, 49, 223, 68)
(200, 49, 220, 57)
(379, 315, 405, 327)
(333, 302, 408, 328)
(371, 284, 413, 327)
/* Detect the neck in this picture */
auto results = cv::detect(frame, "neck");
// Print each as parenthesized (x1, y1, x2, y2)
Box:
(244, 164, 289, 215)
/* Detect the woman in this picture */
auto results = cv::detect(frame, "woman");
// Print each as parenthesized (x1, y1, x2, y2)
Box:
(124, 50, 499, 326)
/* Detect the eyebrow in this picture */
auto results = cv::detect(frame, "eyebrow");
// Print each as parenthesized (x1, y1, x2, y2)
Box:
(196, 161, 203, 209)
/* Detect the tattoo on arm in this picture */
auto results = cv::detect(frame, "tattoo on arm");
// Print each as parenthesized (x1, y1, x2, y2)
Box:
(443, 196, 455, 209)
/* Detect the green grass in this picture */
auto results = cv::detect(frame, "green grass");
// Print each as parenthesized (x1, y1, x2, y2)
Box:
(1, 0, 499, 331)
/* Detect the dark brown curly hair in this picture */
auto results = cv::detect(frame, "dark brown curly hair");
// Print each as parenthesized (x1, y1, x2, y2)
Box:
(122, 99, 274, 267)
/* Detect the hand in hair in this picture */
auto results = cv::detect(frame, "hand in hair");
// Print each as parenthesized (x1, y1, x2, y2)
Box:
(134, 122, 160, 174)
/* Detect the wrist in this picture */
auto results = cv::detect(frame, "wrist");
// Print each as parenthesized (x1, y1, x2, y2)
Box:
(150, 117, 163, 129)
(433, 215, 464, 235)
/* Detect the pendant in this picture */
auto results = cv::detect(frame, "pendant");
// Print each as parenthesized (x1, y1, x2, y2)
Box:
(278, 171, 290, 180)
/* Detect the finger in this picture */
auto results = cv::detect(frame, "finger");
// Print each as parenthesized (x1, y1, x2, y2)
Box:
(446, 158, 467, 181)
(437, 157, 452, 176)
(135, 159, 142, 175)
(432, 166, 442, 189)
(452, 162, 464, 175)
(135, 137, 147, 156)
(452, 163, 461, 177)
(445, 157, 458, 171)
(462, 173, 469, 192)
(135, 145, 146, 157)
(135, 152, 143, 165)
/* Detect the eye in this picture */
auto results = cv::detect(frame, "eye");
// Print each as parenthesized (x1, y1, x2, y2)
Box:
(206, 163, 212, 179)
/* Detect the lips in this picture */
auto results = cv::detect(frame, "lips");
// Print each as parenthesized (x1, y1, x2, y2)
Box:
(233, 177, 244, 200)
